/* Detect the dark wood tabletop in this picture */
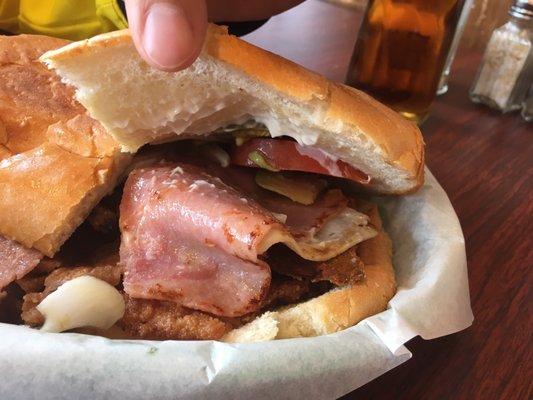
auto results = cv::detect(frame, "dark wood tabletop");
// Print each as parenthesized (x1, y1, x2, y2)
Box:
(246, 1, 532, 399)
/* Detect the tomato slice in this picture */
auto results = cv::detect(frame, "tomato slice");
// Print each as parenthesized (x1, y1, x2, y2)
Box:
(229, 138, 370, 185)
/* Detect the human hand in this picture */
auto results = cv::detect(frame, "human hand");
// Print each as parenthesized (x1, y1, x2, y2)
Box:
(124, 0, 304, 71)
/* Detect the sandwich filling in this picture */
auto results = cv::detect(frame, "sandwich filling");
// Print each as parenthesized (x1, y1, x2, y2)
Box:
(0, 236, 42, 291)
(120, 161, 375, 317)
(0, 30, 418, 340)
(115, 132, 376, 322)
(5, 128, 379, 339)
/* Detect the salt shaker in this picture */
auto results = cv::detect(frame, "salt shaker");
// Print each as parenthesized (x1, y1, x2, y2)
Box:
(470, 0, 533, 112)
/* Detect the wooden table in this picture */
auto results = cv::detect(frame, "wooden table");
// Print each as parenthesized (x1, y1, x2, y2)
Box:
(246, 1, 532, 399)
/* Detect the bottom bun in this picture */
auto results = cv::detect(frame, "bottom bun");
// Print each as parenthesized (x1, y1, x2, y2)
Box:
(223, 203, 395, 342)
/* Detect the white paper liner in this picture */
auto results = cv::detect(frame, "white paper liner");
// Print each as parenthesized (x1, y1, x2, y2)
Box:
(0, 169, 473, 399)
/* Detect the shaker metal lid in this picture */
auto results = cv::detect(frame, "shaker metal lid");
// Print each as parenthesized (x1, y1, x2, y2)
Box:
(510, 0, 533, 19)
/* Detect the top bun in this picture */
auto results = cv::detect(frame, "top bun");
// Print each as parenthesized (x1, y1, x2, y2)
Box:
(41, 25, 424, 194)
(0, 35, 129, 256)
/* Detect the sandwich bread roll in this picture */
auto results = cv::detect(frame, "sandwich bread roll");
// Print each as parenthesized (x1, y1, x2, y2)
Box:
(0, 27, 425, 341)
(41, 25, 424, 195)
(0, 34, 129, 256)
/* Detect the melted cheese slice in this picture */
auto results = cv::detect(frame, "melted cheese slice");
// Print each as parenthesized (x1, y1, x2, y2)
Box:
(259, 208, 377, 261)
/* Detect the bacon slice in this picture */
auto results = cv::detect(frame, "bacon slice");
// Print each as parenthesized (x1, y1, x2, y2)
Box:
(0, 235, 42, 290)
(120, 163, 376, 317)
(120, 165, 274, 317)
(209, 165, 376, 260)
(120, 295, 233, 340)
(203, 165, 349, 237)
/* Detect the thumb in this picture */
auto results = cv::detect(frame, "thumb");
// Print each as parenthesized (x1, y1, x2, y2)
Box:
(125, 0, 207, 71)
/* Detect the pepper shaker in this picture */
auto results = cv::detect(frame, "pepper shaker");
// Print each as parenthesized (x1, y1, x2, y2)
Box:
(469, 0, 533, 112)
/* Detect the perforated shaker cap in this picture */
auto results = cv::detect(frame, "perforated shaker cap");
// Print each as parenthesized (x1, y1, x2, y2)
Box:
(510, 0, 533, 19)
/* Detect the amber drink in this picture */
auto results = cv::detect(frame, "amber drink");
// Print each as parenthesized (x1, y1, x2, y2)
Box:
(346, 0, 466, 123)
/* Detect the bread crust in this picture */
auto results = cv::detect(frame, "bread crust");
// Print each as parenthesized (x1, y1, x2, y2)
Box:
(326, 84, 425, 191)
(206, 26, 424, 192)
(0, 35, 129, 256)
(41, 25, 424, 194)
(224, 202, 396, 342)
(205, 26, 424, 190)
(282, 202, 394, 337)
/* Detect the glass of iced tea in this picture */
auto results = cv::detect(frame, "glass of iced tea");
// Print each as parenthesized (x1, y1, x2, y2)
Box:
(346, 0, 466, 123)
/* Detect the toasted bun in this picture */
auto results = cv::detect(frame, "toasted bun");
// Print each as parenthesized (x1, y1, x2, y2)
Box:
(223, 202, 395, 342)
(0, 35, 129, 256)
(41, 25, 424, 194)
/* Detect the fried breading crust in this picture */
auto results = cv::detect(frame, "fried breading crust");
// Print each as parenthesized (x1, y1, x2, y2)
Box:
(19, 259, 316, 339)
(260, 276, 311, 308)
(120, 275, 318, 340)
(120, 296, 232, 340)
(267, 245, 365, 286)
(18, 240, 365, 340)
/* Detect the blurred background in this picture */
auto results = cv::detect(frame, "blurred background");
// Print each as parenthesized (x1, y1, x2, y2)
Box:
(323, 0, 514, 51)
(246, 0, 532, 123)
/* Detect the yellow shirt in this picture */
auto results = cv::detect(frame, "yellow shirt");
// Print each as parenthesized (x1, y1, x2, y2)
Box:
(0, 0, 127, 40)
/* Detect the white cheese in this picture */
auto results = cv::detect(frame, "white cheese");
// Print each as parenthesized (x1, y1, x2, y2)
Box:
(257, 207, 377, 262)
(37, 276, 125, 333)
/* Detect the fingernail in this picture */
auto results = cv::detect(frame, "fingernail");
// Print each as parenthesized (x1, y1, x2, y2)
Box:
(143, 2, 194, 70)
